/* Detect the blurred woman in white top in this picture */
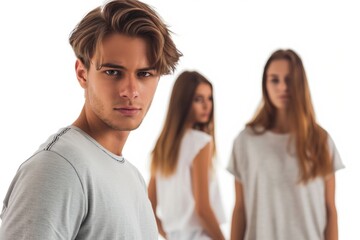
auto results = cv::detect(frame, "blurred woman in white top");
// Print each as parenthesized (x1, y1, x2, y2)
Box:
(148, 70, 226, 240)
(227, 49, 344, 240)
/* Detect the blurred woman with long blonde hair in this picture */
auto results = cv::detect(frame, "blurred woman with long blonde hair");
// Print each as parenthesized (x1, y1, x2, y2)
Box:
(148, 70, 225, 240)
(228, 49, 344, 240)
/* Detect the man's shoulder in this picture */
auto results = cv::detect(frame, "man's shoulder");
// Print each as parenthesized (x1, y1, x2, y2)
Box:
(37, 126, 99, 163)
(19, 148, 80, 180)
(39, 126, 86, 151)
(18, 126, 93, 175)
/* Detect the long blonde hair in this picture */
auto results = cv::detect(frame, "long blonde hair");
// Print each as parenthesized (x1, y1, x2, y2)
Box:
(247, 49, 332, 183)
(151, 71, 216, 177)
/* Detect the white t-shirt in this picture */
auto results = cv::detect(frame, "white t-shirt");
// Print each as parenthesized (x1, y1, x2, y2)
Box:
(0, 126, 158, 239)
(227, 127, 345, 240)
(155, 129, 226, 235)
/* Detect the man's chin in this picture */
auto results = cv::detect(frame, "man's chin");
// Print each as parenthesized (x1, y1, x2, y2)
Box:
(114, 122, 142, 132)
(121, 125, 140, 131)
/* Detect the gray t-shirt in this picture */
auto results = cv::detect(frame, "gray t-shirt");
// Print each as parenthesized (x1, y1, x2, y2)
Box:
(227, 127, 344, 240)
(0, 126, 158, 239)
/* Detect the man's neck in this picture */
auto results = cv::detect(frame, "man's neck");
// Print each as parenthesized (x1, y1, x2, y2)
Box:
(72, 107, 129, 156)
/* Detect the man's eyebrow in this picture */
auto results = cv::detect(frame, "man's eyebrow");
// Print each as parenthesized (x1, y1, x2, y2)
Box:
(100, 63, 125, 69)
(99, 63, 156, 72)
(138, 67, 157, 72)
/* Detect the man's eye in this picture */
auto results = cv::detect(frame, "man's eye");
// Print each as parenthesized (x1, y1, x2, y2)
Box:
(138, 71, 151, 78)
(105, 70, 120, 76)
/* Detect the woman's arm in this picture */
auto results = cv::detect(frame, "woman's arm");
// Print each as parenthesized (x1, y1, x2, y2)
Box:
(148, 176, 167, 239)
(230, 180, 246, 240)
(192, 141, 225, 240)
(324, 173, 338, 240)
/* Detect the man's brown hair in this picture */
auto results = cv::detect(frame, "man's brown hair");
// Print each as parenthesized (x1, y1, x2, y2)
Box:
(69, 0, 182, 75)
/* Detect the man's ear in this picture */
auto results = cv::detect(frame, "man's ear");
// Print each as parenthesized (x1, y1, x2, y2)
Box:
(75, 59, 88, 88)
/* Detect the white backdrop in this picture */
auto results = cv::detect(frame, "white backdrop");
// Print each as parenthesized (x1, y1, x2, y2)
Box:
(0, 0, 359, 239)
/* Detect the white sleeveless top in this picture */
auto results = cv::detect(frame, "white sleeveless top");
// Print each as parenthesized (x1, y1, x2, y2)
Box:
(155, 129, 226, 233)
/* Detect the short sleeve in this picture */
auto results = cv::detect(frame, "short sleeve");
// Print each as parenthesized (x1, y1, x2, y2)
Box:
(227, 132, 244, 182)
(0, 150, 86, 240)
(327, 134, 345, 172)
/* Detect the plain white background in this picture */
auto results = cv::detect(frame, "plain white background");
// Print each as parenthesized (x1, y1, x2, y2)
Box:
(0, 0, 359, 239)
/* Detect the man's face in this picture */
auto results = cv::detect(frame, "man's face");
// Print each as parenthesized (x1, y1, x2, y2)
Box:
(76, 34, 160, 131)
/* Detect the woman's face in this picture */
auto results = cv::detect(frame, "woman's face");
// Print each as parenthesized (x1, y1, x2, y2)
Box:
(190, 83, 213, 124)
(266, 59, 291, 111)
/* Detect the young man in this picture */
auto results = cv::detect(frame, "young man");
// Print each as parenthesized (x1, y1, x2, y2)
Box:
(0, 0, 181, 239)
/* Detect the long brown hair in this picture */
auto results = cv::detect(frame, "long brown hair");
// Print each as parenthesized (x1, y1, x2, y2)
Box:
(151, 71, 216, 176)
(247, 49, 332, 183)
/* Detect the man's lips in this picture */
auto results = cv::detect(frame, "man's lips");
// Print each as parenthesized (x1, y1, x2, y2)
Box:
(113, 107, 141, 116)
